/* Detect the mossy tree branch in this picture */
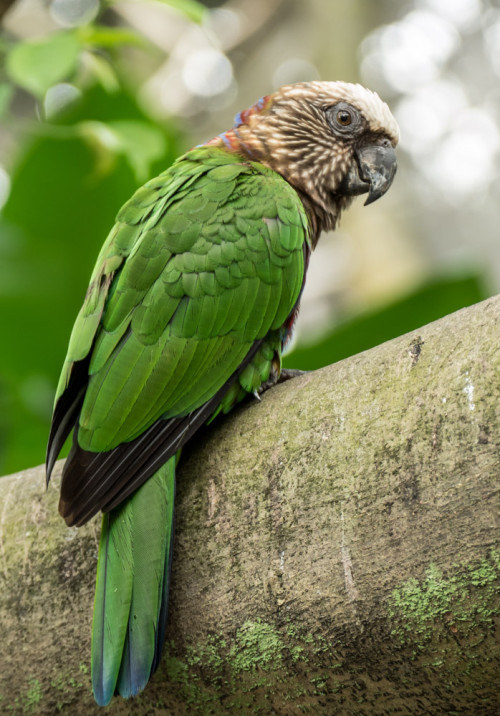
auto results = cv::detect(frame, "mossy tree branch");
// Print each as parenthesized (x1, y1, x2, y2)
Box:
(1, 296, 499, 715)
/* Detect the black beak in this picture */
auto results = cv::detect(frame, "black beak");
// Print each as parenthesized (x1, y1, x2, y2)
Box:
(359, 143, 398, 205)
(341, 142, 397, 206)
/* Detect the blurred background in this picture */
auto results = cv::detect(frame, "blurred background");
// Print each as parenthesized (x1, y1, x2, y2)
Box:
(0, 0, 498, 474)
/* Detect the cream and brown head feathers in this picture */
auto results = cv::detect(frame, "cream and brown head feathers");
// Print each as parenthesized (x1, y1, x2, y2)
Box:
(229, 81, 399, 231)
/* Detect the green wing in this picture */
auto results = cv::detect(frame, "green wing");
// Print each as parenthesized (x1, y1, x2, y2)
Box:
(49, 146, 309, 524)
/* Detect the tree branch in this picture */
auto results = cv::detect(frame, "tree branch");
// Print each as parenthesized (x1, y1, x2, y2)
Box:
(1, 296, 499, 715)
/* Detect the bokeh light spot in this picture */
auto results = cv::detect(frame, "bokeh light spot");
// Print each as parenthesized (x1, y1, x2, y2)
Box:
(361, 11, 459, 92)
(425, 108, 499, 199)
(0, 166, 11, 211)
(395, 80, 467, 153)
(50, 0, 100, 27)
(182, 48, 233, 97)
(421, 0, 482, 30)
(44, 83, 82, 119)
(483, 12, 500, 78)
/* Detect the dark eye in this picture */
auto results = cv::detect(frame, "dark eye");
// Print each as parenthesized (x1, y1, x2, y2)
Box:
(337, 110, 352, 126)
(326, 102, 360, 133)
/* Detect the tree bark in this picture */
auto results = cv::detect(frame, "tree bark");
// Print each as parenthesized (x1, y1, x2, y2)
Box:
(1, 296, 499, 715)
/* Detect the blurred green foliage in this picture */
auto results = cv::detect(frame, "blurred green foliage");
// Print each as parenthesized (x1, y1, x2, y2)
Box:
(0, 0, 194, 474)
(284, 275, 487, 371)
(0, 0, 489, 475)
(6, 31, 81, 97)
(0, 84, 181, 473)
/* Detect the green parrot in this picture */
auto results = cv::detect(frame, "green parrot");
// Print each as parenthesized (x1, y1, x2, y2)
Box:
(46, 81, 398, 705)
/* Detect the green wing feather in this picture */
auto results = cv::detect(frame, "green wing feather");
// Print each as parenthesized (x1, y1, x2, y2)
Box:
(59, 147, 309, 456)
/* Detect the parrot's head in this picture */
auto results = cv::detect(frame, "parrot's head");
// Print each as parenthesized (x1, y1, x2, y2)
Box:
(233, 81, 399, 232)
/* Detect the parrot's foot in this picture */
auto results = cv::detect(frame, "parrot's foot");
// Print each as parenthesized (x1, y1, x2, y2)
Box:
(257, 368, 307, 396)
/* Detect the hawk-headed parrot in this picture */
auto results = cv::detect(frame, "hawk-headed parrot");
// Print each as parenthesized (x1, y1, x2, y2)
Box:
(46, 81, 399, 705)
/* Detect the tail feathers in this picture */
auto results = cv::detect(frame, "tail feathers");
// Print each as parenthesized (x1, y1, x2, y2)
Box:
(91, 457, 176, 706)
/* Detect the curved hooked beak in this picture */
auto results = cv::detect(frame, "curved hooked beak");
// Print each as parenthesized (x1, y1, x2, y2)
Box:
(342, 142, 397, 206)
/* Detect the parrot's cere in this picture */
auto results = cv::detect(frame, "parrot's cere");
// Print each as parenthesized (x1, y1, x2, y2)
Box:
(46, 81, 398, 706)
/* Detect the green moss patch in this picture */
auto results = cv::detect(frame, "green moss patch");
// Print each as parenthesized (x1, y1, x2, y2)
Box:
(388, 550, 500, 653)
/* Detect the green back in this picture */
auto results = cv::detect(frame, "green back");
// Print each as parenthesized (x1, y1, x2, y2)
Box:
(56, 147, 310, 453)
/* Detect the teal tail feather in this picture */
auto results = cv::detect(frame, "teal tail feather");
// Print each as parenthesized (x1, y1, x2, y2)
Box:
(91, 457, 176, 706)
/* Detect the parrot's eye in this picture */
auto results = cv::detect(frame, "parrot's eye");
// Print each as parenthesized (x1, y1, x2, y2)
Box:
(326, 102, 360, 134)
(337, 110, 352, 126)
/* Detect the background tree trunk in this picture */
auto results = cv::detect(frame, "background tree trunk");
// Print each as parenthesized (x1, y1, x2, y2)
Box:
(1, 296, 499, 715)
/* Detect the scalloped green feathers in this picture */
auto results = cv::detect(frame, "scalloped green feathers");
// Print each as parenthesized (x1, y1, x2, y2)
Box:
(57, 148, 308, 453)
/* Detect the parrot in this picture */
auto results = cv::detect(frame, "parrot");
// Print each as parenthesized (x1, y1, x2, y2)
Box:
(46, 81, 398, 706)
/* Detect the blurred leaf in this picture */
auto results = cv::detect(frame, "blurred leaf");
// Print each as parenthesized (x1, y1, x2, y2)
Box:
(158, 0, 206, 23)
(114, 0, 207, 24)
(82, 52, 120, 93)
(78, 119, 122, 171)
(0, 84, 180, 474)
(108, 120, 168, 181)
(0, 83, 14, 118)
(78, 24, 146, 49)
(77, 119, 168, 181)
(6, 32, 80, 98)
(284, 275, 487, 372)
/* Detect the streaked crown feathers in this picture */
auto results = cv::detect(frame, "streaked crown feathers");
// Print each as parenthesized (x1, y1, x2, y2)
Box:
(235, 81, 399, 146)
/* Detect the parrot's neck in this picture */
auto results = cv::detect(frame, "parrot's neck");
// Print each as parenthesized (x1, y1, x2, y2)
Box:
(204, 126, 261, 162)
(203, 94, 273, 159)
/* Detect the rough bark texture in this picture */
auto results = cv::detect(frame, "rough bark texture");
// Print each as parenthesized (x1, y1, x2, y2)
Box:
(1, 296, 499, 715)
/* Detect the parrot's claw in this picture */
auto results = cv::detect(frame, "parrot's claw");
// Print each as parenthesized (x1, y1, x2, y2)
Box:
(258, 368, 307, 396)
